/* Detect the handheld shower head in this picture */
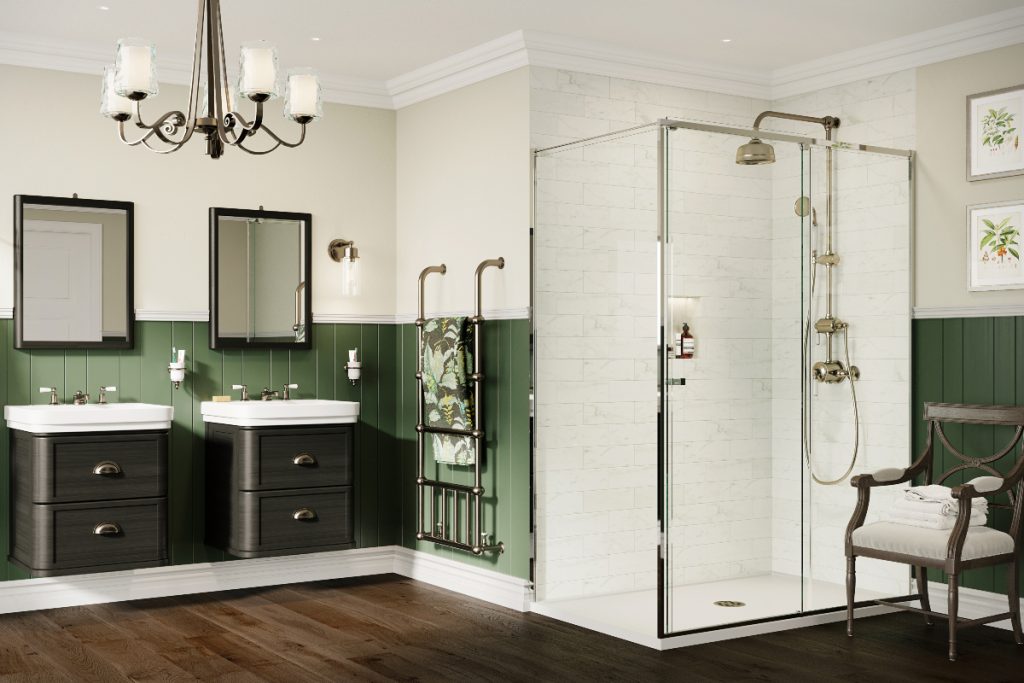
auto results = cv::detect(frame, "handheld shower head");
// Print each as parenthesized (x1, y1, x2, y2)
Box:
(736, 138, 776, 165)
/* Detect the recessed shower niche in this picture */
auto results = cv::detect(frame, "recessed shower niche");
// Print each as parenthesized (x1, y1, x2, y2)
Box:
(532, 118, 913, 646)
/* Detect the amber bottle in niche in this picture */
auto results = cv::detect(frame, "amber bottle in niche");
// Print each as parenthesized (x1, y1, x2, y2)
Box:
(679, 322, 695, 359)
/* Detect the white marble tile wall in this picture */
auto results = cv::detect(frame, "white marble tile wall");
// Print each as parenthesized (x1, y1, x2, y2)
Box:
(533, 66, 914, 605)
(532, 66, 774, 601)
(768, 70, 915, 597)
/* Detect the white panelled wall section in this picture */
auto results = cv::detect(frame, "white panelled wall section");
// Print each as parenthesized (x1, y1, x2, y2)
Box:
(532, 64, 913, 605)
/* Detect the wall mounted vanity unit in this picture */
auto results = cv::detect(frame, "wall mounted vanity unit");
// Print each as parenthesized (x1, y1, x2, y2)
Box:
(5, 403, 173, 577)
(201, 397, 360, 558)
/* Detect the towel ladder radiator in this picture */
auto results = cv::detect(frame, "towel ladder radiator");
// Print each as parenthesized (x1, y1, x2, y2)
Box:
(415, 258, 506, 555)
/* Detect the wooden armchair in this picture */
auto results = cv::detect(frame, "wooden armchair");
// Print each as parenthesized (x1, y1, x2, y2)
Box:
(845, 402, 1024, 661)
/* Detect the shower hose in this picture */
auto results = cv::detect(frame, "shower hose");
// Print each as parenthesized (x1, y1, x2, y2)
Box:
(802, 256, 860, 486)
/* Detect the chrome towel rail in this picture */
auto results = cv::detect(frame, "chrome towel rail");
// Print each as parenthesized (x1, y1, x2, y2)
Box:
(414, 258, 505, 555)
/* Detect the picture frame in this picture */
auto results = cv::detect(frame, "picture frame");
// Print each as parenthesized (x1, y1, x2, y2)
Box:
(968, 200, 1024, 291)
(967, 84, 1024, 181)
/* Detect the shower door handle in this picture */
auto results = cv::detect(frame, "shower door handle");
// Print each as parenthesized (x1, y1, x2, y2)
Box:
(666, 379, 686, 386)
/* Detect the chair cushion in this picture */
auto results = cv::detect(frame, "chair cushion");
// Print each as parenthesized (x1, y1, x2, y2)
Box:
(851, 522, 1014, 561)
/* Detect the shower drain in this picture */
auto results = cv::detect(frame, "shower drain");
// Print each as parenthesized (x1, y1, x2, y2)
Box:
(713, 600, 746, 608)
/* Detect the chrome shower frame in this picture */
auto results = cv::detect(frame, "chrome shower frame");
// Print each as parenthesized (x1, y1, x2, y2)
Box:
(531, 118, 915, 641)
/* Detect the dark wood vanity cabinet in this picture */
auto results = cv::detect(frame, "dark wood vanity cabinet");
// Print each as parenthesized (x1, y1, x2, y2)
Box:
(204, 423, 355, 558)
(9, 430, 169, 577)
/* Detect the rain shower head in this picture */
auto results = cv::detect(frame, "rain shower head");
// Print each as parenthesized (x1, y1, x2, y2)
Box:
(735, 138, 776, 165)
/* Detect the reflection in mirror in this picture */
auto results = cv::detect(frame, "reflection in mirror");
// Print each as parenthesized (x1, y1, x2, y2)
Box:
(14, 195, 134, 349)
(210, 208, 311, 350)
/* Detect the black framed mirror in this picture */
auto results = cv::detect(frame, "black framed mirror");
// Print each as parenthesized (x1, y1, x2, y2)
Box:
(14, 195, 134, 349)
(210, 207, 311, 350)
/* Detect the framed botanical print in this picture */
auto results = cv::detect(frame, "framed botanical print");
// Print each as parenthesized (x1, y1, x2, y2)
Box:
(968, 201, 1024, 291)
(968, 84, 1024, 181)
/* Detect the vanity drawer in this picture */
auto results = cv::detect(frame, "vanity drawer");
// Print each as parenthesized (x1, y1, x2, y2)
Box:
(13, 498, 167, 574)
(238, 427, 353, 490)
(12, 430, 167, 504)
(230, 487, 354, 556)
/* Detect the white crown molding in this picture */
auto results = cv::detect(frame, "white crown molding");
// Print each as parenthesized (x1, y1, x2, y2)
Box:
(771, 6, 1024, 100)
(0, 308, 12, 320)
(387, 31, 530, 109)
(0, 546, 532, 616)
(0, 30, 392, 109)
(913, 304, 1024, 319)
(524, 30, 771, 100)
(2, 8, 1023, 110)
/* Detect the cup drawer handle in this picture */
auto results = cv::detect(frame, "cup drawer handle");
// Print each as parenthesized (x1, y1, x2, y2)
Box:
(92, 461, 123, 476)
(93, 522, 122, 536)
(293, 507, 317, 521)
(292, 453, 317, 466)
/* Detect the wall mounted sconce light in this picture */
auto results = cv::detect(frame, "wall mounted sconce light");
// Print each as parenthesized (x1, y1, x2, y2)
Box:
(328, 238, 361, 297)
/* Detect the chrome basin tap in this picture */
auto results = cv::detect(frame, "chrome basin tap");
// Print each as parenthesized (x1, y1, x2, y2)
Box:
(39, 387, 59, 405)
(98, 386, 117, 404)
(72, 390, 90, 405)
(260, 387, 280, 401)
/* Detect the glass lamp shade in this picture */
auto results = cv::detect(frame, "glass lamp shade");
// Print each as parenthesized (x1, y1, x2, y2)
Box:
(340, 257, 361, 297)
(284, 68, 323, 122)
(238, 41, 279, 100)
(100, 65, 132, 120)
(114, 37, 158, 98)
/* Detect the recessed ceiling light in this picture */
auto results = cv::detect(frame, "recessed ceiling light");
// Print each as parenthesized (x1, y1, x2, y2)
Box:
(98, 4, 110, 9)
(311, 37, 321, 41)
(721, 38, 732, 43)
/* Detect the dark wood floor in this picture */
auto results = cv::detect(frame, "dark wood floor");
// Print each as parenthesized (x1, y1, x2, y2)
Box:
(0, 574, 1021, 682)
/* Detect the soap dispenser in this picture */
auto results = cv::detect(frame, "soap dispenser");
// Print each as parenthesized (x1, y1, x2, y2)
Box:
(679, 323, 695, 359)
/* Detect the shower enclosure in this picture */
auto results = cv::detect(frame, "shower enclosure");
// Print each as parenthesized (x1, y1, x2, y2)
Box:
(532, 117, 914, 646)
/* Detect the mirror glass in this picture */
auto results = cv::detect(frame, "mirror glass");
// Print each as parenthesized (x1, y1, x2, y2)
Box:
(14, 195, 133, 349)
(210, 207, 311, 349)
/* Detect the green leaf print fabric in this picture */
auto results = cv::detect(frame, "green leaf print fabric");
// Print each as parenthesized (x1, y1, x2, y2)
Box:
(421, 317, 476, 465)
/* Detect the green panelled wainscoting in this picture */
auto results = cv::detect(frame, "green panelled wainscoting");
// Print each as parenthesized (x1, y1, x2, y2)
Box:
(0, 318, 531, 582)
(395, 321, 531, 581)
(913, 316, 1024, 597)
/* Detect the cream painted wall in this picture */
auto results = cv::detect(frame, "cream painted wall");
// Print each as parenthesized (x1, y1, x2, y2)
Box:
(0, 65, 396, 319)
(395, 68, 531, 318)
(916, 43, 1024, 312)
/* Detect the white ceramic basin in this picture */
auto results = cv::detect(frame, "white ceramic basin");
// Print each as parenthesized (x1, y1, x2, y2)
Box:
(200, 399, 360, 427)
(4, 403, 174, 434)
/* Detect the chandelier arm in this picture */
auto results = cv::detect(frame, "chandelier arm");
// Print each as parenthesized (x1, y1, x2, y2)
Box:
(236, 139, 284, 155)
(258, 122, 308, 148)
(130, 101, 188, 145)
(117, 120, 187, 153)
(179, 0, 207, 134)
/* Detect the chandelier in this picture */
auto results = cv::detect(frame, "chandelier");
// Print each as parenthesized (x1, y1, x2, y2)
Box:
(99, 0, 322, 158)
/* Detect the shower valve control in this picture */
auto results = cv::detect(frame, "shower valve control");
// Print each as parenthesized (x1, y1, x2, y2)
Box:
(813, 317, 847, 334)
(812, 360, 860, 384)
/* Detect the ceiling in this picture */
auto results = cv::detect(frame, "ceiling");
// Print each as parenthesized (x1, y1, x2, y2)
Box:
(2, 0, 1024, 106)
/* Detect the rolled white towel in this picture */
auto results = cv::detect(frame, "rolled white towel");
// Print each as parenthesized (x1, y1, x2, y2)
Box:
(892, 496, 986, 518)
(903, 485, 988, 515)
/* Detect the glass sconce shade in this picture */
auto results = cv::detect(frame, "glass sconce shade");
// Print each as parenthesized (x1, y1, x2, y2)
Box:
(100, 65, 133, 120)
(114, 37, 158, 98)
(340, 256, 361, 297)
(238, 41, 279, 100)
(284, 68, 322, 122)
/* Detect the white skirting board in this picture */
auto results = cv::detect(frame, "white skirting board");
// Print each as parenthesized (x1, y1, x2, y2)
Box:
(0, 546, 533, 616)
(928, 583, 1023, 631)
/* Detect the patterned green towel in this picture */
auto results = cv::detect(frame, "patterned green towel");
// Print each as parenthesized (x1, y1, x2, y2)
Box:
(422, 317, 476, 465)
